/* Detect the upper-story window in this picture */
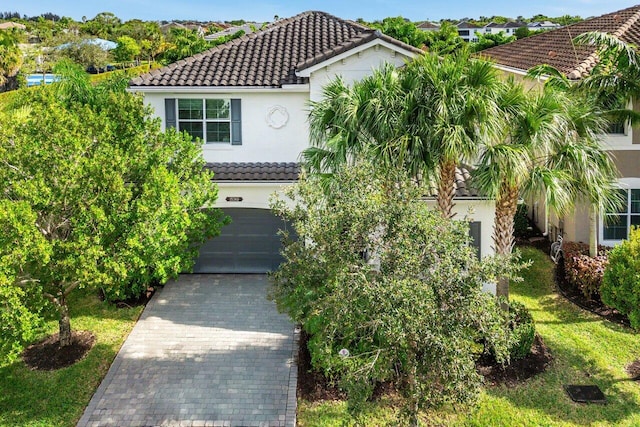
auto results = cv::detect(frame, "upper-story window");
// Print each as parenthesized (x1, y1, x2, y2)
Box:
(603, 188, 640, 240)
(178, 99, 231, 143)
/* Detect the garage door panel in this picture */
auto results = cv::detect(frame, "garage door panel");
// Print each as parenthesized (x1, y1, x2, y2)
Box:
(193, 208, 289, 273)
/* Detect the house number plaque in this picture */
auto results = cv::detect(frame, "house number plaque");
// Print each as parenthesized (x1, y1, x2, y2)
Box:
(225, 197, 243, 202)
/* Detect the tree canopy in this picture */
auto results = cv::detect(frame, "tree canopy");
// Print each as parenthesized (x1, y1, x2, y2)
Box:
(0, 62, 226, 357)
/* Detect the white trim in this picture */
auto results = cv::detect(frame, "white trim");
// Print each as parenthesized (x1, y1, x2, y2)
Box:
(128, 84, 310, 94)
(295, 39, 417, 78)
(599, 177, 640, 246)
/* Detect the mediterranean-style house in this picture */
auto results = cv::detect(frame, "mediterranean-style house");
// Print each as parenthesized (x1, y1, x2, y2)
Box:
(129, 11, 497, 273)
(480, 4, 640, 249)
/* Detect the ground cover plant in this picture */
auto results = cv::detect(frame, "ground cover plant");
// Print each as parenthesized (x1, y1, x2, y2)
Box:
(297, 246, 640, 426)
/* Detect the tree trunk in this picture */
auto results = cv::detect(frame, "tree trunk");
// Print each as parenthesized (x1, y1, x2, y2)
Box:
(492, 181, 520, 303)
(589, 204, 598, 257)
(437, 160, 457, 219)
(58, 296, 72, 347)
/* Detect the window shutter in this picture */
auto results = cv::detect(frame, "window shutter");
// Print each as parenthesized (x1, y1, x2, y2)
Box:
(231, 98, 242, 145)
(165, 98, 176, 129)
(469, 221, 481, 259)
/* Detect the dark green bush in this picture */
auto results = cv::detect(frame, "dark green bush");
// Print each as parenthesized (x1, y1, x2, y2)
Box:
(513, 204, 531, 238)
(507, 300, 536, 360)
(601, 227, 640, 329)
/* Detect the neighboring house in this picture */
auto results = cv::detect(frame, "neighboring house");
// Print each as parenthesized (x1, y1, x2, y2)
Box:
(527, 21, 561, 31)
(484, 21, 526, 37)
(160, 21, 205, 36)
(129, 11, 496, 273)
(457, 21, 482, 42)
(417, 21, 440, 32)
(0, 21, 26, 30)
(204, 23, 266, 41)
(481, 4, 640, 248)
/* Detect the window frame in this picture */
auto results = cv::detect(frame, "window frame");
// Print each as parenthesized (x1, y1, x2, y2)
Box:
(177, 98, 232, 144)
(601, 179, 640, 245)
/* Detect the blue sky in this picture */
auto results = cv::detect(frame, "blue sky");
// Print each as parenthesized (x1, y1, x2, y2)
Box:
(8, 0, 640, 23)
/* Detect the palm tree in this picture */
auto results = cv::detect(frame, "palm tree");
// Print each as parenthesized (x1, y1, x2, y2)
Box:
(305, 50, 503, 219)
(474, 80, 619, 300)
(403, 50, 503, 218)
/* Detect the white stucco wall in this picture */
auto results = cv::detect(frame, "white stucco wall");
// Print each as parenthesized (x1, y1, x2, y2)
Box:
(308, 43, 413, 102)
(141, 90, 310, 163)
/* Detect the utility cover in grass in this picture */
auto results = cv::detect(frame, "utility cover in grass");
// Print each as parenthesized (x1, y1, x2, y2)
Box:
(563, 385, 606, 403)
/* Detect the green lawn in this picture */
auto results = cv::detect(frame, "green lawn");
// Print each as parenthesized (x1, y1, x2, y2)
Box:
(298, 247, 640, 426)
(0, 289, 143, 427)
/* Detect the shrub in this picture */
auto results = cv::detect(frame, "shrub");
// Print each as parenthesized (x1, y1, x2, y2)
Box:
(601, 227, 640, 329)
(513, 204, 531, 238)
(270, 162, 519, 423)
(562, 241, 609, 299)
(506, 300, 536, 360)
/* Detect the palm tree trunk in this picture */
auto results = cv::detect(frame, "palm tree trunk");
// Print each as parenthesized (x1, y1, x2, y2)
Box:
(493, 181, 519, 302)
(437, 160, 457, 219)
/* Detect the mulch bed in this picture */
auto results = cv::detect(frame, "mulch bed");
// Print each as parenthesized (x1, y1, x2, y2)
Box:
(476, 334, 553, 387)
(554, 258, 631, 328)
(297, 330, 346, 401)
(298, 330, 553, 401)
(22, 330, 96, 371)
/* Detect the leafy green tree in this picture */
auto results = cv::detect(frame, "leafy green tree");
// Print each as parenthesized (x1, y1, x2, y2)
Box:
(424, 21, 464, 54)
(370, 16, 427, 48)
(270, 162, 514, 424)
(0, 29, 22, 88)
(472, 32, 516, 52)
(113, 35, 140, 62)
(54, 39, 112, 70)
(81, 11, 121, 38)
(159, 28, 212, 64)
(0, 62, 226, 350)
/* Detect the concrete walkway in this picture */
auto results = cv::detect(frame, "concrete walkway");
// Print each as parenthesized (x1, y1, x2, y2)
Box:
(77, 274, 298, 427)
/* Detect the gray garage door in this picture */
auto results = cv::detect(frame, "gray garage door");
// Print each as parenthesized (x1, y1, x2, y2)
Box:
(193, 208, 289, 273)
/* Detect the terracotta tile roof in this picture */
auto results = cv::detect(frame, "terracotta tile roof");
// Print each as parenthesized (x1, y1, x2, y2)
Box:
(479, 4, 640, 79)
(425, 166, 482, 199)
(131, 11, 422, 88)
(205, 163, 481, 197)
(418, 22, 440, 29)
(206, 162, 300, 181)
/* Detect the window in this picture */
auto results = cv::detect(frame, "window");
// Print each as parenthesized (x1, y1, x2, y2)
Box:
(459, 30, 470, 36)
(178, 99, 231, 144)
(603, 188, 640, 240)
(607, 121, 625, 135)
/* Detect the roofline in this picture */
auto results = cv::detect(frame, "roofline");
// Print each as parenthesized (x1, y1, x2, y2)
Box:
(128, 84, 310, 93)
(295, 38, 419, 77)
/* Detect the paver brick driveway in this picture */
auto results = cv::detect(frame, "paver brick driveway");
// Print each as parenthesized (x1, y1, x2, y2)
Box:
(77, 274, 297, 427)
